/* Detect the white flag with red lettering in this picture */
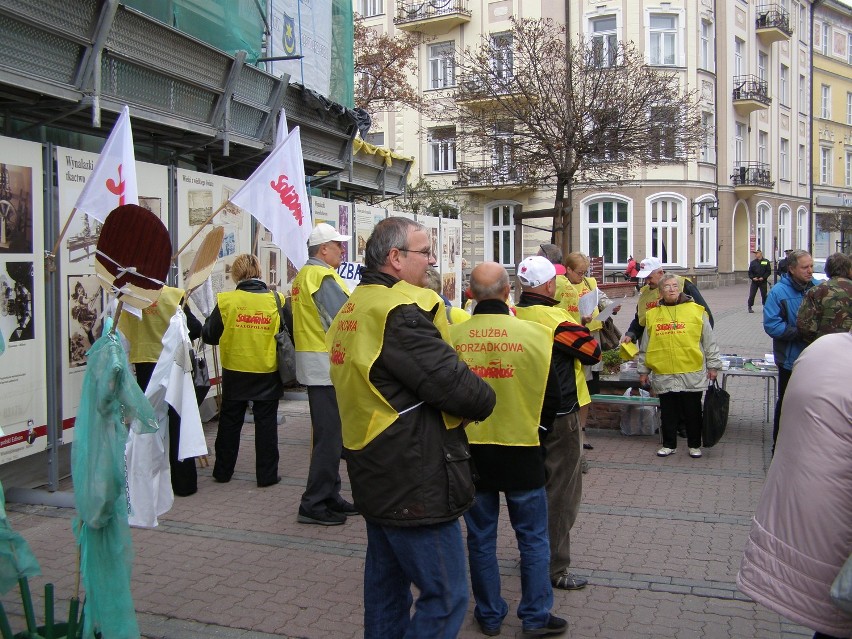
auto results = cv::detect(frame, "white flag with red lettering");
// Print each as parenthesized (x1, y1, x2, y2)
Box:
(275, 107, 289, 146)
(229, 126, 312, 269)
(74, 105, 138, 222)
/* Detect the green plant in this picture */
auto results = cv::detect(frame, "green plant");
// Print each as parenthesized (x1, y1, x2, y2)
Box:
(600, 348, 622, 375)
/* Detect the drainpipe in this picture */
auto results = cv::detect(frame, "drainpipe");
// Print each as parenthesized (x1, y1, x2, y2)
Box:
(809, 0, 825, 255)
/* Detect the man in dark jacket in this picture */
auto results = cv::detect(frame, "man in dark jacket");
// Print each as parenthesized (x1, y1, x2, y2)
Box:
(514, 256, 601, 593)
(451, 262, 568, 638)
(327, 217, 496, 639)
(747, 249, 772, 313)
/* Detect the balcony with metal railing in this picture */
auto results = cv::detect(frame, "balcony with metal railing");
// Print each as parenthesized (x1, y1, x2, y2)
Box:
(755, 4, 793, 45)
(731, 161, 774, 197)
(394, 0, 471, 34)
(456, 75, 521, 107)
(732, 75, 771, 116)
(454, 161, 533, 192)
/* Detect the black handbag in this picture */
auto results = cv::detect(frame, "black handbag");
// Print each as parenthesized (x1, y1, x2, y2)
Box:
(599, 316, 622, 351)
(701, 379, 730, 447)
(190, 342, 211, 405)
(272, 292, 297, 386)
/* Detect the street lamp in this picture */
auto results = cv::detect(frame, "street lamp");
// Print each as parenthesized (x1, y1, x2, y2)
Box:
(690, 198, 719, 233)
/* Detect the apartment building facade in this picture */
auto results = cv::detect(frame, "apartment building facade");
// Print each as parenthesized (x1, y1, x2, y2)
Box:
(812, 0, 852, 257)
(357, 0, 815, 281)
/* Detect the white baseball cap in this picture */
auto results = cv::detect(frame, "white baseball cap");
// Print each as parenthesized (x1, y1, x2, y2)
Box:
(308, 223, 349, 247)
(636, 256, 664, 279)
(517, 256, 557, 288)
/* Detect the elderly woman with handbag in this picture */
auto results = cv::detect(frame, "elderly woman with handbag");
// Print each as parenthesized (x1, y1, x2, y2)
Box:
(637, 273, 722, 459)
(202, 254, 284, 487)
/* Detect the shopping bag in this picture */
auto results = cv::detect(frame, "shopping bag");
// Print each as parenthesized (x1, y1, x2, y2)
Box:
(620, 387, 659, 436)
(272, 292, 297, 386)
(830, 554, 852, 614)
(701, 379, 730, 447)
(189, 343, 211, 405)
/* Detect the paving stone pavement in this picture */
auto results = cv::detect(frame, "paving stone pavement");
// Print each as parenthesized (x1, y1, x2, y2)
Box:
(0, 283, 817, 638)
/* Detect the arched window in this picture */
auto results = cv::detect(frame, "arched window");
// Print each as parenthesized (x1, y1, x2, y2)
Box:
(796, 207, 809, 250)
(485, 201, 519, 266)
(582, 196, 630, 265)
(778, 206, 792, 254)
(647, 194, 687, 267)
(693, 195, 717, 267)
(756, 202, 772, 256)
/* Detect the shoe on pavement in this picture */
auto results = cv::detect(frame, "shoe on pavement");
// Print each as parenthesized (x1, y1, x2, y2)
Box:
(689, 447, 703, 458)
(257, 476, 281, 487)
(475, 618, 502, 636)
(582, 442, 594, 450)
(329, 500, 359, 516)
(552, 572, 587, 590)
(522, 614, 568, 637)
(748, 307, 754, 313)
(297, 507, 346, 526)
(657, 447, 676, 457)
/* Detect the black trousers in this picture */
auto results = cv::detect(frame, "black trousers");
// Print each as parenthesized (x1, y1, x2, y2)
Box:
(772, 366, 793, 449)
(135, 363, 197, 496)
(213, 397, 280, 485)
(747, 280, 768, 308)
(659, 391, 703, 449)
(300, 385, 344, 514)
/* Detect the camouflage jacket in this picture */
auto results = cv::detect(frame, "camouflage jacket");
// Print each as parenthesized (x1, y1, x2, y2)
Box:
(796, 277, 852, 343)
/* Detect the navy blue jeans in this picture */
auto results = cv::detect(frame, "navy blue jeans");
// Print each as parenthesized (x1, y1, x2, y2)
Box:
(464, 488, 552, 631)
(363, 519, 468, 639)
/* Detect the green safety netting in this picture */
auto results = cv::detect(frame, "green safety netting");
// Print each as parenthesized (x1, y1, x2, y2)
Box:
(330, 0, 354, 109)
(72, 325, 157, 639)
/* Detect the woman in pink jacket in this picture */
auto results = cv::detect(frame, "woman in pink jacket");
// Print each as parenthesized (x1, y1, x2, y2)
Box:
(738, 331, 852, 639)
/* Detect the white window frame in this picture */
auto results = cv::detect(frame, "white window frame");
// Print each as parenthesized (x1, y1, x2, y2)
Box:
(780, 138, 789, 180)
(581, 194, 632, 266)
(847, 91, 852, 125)
(799, 74, 807, 113)
(646, 193, 688, 268)
(359, 0, 383, 17)
(821, 85, 831, 118)
(796, 206, 808, 249)
(798, 2, 808, 44)
(758, 131, 768, 165)
(490, 32, 513, 80)
(846, 151, 852, 188)
(779, 64, 789, 106)
(757, 51, 768, 83)
(428, 42, 455, 90)
(590, 15, 619, 68)
(699, 20, 713, 71)
(848, 32, 852, 64)
(735, 122, 746, 163)
(428, 127, 456, 173)
(734, 38, 744, 78)
(693, 194, 718, 267)
(485, 201, 519, 266)
(778, 205, 792, 254)
(821, 22, 831, 55)
(648, 13, 680, 66)
(699, 111, 715, 164)
(756, 202, 773, 256)
(798, 143, 807, 184)
(820, 146, 832, 184)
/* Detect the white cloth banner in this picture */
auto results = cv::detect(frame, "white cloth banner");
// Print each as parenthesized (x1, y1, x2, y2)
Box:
(275, 107, 289, 146)
(268, 0, 332, 97)
(229, 127, 312, 269)
(73, 105, 138, 222)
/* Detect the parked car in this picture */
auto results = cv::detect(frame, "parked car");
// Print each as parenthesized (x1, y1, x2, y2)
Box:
(811, 257, 828, 281)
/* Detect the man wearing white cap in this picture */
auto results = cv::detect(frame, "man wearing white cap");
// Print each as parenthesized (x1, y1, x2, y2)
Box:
(292, 222, 357, 525)
(621, 256, 713, 346)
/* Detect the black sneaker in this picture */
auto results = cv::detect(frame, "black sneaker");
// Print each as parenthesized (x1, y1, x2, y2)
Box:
(551, 572, 587, 590)
(748, 307, 754, 313)
(522, 614, 568, 637)
(297, 507, 346, 526)
(475, 618, 502, 636)
(329, 500, 359, 516)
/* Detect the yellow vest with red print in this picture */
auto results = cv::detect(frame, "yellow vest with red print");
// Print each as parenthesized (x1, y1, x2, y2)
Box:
(555, 275, 581, 323)
(291, 263, 349, 352)
(574, 277, 602, 332)
(513, 304, 591, 407)
(637, 275, 690, 326)
(217, 290, 283, 373)
(449, 314, 552, 446)
(119, 285, 184, 363)
(644, 302, 706, 374)
(327, 281, 455, 451)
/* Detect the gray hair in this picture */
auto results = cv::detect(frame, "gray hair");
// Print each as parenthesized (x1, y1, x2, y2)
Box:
(307, 244, 321, 258)
(658, 273, 680, 289)
(825, 252, 852, 278)
(364, 217, 426, 269)
(424, 267, 441, 293)
(786, 249, 811, 269)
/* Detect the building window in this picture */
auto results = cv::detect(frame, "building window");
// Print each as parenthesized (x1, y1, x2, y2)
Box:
(490, 32, 513, 80)
(649, 14, 677, 66)
(359, 0, 383, 17)
(648, 197, 684, 266)
(756, 204, 772, 255)
(757, 51, 768, 83)
(780, 64, 789, 106)
(849, 32, 852, 64)
(491, 120, 515, 173)
(820, 22, 831, 55)
(821, 85, 831, 118)
(694, 198, 717, 267)
(734, 38, 744, 77)
(820, 146, 832, 184)
(486, 202, 517, 266)
(847, 91, 852, 125)
(585, 198, 629, 265)
(758, 131, 768, 165)
(846, 151, 852, 187)
(778, 206, 791, 253)
(797, 2, 807, 44)
(699, 111, 715, 163)
(591, 16, 618, 68)
(798, 143, 807, 184)
(796, 207, 808, 249)
(735, 122, 746, 163)
(429, 42, 455, 89)
(363, 132, 384, 146)
(428, 127, 456, 173)
(650, 106, 680, 160)
(780, 138, 789, 180)
(799, 74, 807, 112)
(699, 21, 713, 71)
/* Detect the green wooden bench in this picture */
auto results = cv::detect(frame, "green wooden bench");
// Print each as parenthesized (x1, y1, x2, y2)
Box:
(590, 393, 660, 407)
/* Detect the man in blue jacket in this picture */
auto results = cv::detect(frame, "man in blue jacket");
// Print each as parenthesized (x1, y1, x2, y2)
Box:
(763, 249, 816, 448)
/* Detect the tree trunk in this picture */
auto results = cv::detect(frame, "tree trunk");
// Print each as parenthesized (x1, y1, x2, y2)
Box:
(552, 176, 572, 261)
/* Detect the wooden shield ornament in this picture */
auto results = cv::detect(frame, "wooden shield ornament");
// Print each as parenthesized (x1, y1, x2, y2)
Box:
(184, 226, 224, 294)
(94, 204, 171, 310)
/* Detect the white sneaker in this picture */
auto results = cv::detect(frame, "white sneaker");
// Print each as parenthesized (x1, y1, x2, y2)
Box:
(657, 447, 676, 457)
(689, 448, 702, 458)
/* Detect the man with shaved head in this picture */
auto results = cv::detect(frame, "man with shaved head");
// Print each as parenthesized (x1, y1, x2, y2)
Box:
(449, 262, 568, 638)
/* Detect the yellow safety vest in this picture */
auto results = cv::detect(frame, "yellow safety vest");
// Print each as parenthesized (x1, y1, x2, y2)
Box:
(574, 277, 602, 332)
(448, 306, 471, 325)
(644, 302, 706, 374)
(554, 275, 581, 323)
(328, 282, 457, 450)
(119, 285, 184, 363)
(449, 314, 551, 446)
(217, 289, 283, 373)
(513, 304, 591, 407)
(291, 263, 349, 352)
(637, 275, 690, 326)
